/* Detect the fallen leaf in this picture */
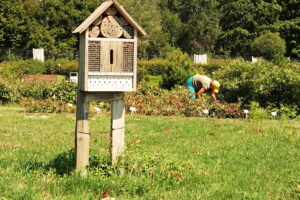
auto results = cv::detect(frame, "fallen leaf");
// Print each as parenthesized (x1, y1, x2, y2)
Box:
(168, 171, 184, 182)
(102, 190, 110, 198)
(135, 140, 141, 144)
(208, 132, 216, 135)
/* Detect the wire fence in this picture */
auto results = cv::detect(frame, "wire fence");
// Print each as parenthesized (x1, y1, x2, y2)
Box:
(0, 47, 79, 61)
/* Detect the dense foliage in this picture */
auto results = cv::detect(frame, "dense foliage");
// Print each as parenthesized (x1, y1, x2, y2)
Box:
(0, 56, 299, 118)
(251, 32, 286, 60)
(0, 59, 78, 78)
(160, 50, 195, 89)
(0, 0, 299, 59)
(214, 61, 300, 109)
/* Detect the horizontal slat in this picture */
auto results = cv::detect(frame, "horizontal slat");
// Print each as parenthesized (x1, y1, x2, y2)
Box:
(88, 72, 134, 76)
(86, 88, 134, 92)
(88, 37, 135, 42)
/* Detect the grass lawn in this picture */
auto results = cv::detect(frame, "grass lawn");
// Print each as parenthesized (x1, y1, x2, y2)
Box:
(0, 106, 299, 200)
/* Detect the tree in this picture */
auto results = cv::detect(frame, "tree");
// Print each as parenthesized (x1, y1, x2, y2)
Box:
(119, 0, 170, 58)
(159, 0, 221, 55)
(251, 32, 286, 60)
(160, 49, 195, 90)
(216, 0, 282, 57)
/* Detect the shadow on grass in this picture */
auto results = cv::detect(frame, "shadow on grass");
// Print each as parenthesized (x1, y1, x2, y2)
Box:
(19, 149, 112, 176)
(46, 149, 76, 176)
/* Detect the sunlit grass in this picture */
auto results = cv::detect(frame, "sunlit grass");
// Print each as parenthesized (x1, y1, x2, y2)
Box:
(0, 106, 299, 199)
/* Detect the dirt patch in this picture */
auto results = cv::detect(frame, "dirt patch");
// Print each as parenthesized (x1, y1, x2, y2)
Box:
(23, 74, 61, 83)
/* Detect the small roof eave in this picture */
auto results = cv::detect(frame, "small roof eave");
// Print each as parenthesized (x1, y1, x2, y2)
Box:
(72, 1, 113, 34)
(72, 0, 146, 36)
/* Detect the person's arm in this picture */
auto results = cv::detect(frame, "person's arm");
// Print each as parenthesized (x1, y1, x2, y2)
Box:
(196, 88, 206, 99)
(210, 92, 217, 101)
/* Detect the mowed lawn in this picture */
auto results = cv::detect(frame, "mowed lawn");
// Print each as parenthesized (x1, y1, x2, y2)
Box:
(0, 106, 299, 200)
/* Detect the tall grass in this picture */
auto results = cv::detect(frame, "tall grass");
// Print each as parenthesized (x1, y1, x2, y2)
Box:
(0, 106, 299, 199)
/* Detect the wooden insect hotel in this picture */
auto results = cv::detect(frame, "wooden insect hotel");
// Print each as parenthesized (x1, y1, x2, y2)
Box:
(73, 0, 146, 171)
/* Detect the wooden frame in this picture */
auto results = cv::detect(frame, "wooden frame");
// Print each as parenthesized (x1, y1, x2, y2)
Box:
(73, 0, 146, 171)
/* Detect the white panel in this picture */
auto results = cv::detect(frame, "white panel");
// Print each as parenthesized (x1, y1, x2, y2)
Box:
(33, 48, 44, 62)
(194, 54, 207, 64)
(88, 75, 133, 91)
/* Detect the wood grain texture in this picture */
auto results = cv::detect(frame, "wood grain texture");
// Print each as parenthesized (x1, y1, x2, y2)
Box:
(104, 6, 118, 15)
(100, 16, 123, 38)
(85, 92, 123, 102)
(73, 0, 112, 33)
(73, 0, 146, 36)
(133, 29, 137, 91)
(89, 25, 100, 38)
(92, 16, 103, 26)
(110, 93, 125, 164)
(123, 25, 134, 39)
(75, 92, 90, 170)
(100, 41, 123, 72)
(111, 41, 123, 72)
(100, 41, 112, 72)
(79, 30, 89, 91)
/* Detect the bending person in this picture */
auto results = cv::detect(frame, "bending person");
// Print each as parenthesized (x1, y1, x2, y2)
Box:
(186, 74, 220, 101)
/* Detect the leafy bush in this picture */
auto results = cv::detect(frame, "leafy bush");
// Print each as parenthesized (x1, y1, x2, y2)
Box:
(267, 103, 298, 119)
(0, 59, 78, 79)
(249, 101, 269, 119)
(138, 58, 167, 76)
(137, 58, 167, 83)
(195, 58, 241, 76)
(160, 50, 196, 89)
(0, 60, 46, 78)
(0, 81, 20, 103)
(19, 80, 77, 104)
(251, 32, 286, 60)
(44, 59, 78, 76)
(215, 61, 300, 111)
(125, 83, 243, 118)
(20, 98, 75, 113)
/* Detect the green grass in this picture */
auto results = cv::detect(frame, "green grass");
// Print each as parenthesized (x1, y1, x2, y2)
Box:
(0, 106, 299, 200)
(144, 75, 162, 86)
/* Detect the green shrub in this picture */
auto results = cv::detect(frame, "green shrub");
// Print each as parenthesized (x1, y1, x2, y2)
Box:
(160, 49, 196, 89)
(44, 59, 78, 76)
(249, 101, 269, 119)
(19, 80, 77, 104)
(0, 81, 20, 103)
(215, 61, 300, 111)
(20, 98, 76, 113)
(137, 58, 167, 82)
(138, 58, 167, 76)
(195, 58, 239, 76)
(0, 60, 46, 78)
(0, 52, 22, 62)
(251, 32, 286, 60)
(125, 83, 243, 118)
(267, 103, 298, 119)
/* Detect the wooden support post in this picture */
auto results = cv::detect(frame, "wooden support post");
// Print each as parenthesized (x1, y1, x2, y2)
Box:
(110, 92, 125, 164)
(75, 92, 90, 171)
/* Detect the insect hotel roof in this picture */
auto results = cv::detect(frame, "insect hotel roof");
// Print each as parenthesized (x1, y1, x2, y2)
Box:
(73, 0, 146, 36)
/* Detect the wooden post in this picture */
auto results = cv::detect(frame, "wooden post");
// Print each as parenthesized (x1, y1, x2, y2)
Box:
(75, 91, 90, 171)
(110, 92, 125, 164)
